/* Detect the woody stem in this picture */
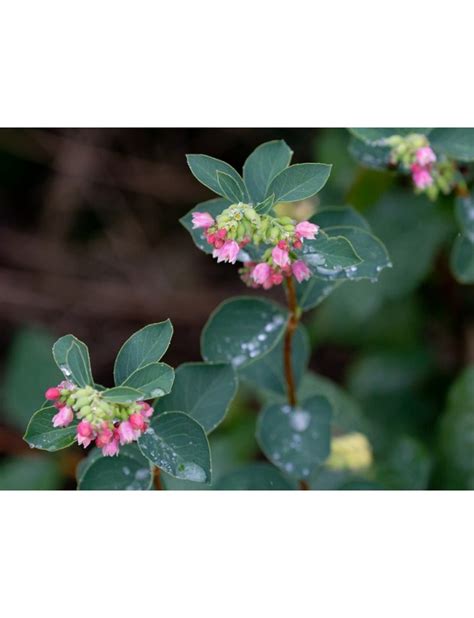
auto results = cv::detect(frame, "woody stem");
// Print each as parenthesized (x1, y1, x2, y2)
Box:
(284, 276, 299, 407)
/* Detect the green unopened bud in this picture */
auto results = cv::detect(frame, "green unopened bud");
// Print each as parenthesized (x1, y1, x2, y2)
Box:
(81, 405, 91, 416)
(284, 224, 295, 232)
(244, 208, 260, 225)
(269, 226, 280, 242)
(278, 216, 294, 225)
(75, 396, 91, 408)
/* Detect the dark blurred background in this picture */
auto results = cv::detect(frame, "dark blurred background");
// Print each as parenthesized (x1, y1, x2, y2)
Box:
(1, 128, 473, 489)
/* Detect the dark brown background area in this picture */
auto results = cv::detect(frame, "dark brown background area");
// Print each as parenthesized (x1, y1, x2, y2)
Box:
(0, 128, 320, 381)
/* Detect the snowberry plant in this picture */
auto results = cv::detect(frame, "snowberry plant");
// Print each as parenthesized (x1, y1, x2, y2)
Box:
(349, 128, 474, 284)
(23, 140, 391, 490)
(23, 324, 226, 489)
(181, 140, 391, 488)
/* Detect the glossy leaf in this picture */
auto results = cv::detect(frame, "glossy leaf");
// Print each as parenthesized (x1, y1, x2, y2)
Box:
(450, 234, 474, 283)
(349, 128, 431, 144)
(319, 225, 391, 281)
(23, 405, 78, 451)
(430, 128, 474, 162)
(297, 229, 361, 277)
(201, 297, 288, 369)
(154, 362, 237, 433)
(296, 277, 343, 311)
(349, 137, 392, 170)
(121, 362, 174, 399)
(215, 463, 294, 490)
(180, 197, 231, 254)
(114, 320, 173, 385)
(186, 154, 247, 198)
(267, 163, 332, 202)
(455, 195, 474, 239)
(243, 139, 293, 203)
(257, 395, 333, 479)
(240, 325, 310, 397)
(52, 334, 94, 387)
(78, 445, 153, 490)
(255, 194, 275, 215)
(102, 386, 144, 403)
(312, 206, 371, 231)
(138, 411, 211, 483)
(217, 171, 246, 203)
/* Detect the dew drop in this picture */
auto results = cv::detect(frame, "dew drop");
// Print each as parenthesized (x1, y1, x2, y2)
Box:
(289, 409, 311, 432)
(176, 462, 206, 483)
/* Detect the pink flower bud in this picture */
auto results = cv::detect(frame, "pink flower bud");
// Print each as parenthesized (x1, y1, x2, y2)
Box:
(251, 262, 272, 285)
(295, 221, 319, 240)
(292, 260, 311, 283)
(192, 212, 215, 229)
(217, 228, 227, 239)
(415, 147, 436, 167)
(272, 245, 290, 268)
(77, 420, 94, 448)
(102, 439, 120, 457)
(213, 240, 240, 264)
(118, 420, 135, 445)
(129, 413, 146, 431)
(52, 405, 74, 428)
(271, 272, 284, 285)
(95, 424, 113, 448)
(139, 402, 154, 418)
(45, 387, 61, 401)
(411, 163, 433, 189)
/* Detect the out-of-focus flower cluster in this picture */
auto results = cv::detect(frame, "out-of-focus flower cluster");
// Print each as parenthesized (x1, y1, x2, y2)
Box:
(45, 382, 153, 457)
(326, 432, 373, 471)
(192, 203, 318, 289)
(386, 134, 456, 200)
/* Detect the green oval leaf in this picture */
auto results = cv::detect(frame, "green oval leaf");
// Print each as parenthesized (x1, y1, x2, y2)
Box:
(52, 334, 94, 387)
(257, 395, 333, 479)
(255, 193, 275, 215)
(348, 137, 392, 170)
(430, 128, 474, 162)
(101, 386, 144, 403)
(78, 445, 153, 490)
(268, 163, 332, 202)
(349, 128, 431, 144)
(297, 229, 361, 277)
(239, 325, 310, 397)
(186, 154, 247, 199)
(312, 206, 371, 231)
(201, 297, 288, 369)
(217, 171, 246, 203)
(138, 411, 211, 483)
(121, 362, 174, 399)
(215, 463, 295, 490)
(296, 277, 343, 311)
(321, 225, 391, 281)
(114, 320, 173, 385)
(154, 362, 237, 433)
(23, 405, 78, 451)
(455, 195, 474, 239)
(180, 197, 231, 254)
(243, 139, 293, 203)
(450, 234, 474, 283)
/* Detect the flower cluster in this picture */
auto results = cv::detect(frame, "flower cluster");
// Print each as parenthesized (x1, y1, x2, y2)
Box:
(386, 134, 456, 199)
(45, 381, 153, 457)
(192, 203, 317, 289)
